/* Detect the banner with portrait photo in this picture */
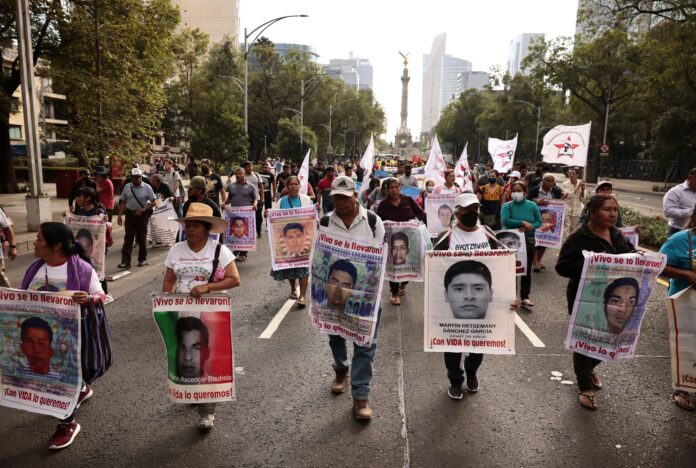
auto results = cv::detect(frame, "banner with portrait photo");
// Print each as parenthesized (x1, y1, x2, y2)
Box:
(309, 230, 387, 346)
(619, 226, 639, 249)
(64, 213, 106, 280)
(0, 288, 81, 419)
(495, 229, 527, 276)
(267, 206, 317, 271)
(565, 251, 667, 362)
(424, 250, 516, 354)
(152, 293, 235, 404)
(425, 193, 457, 237)
(147, 199, 179, 247)
(534, 199, 565, 248)
(667, 287, 696, 392)
(223, 206, 256, 251)
(384, 220, 425, 282)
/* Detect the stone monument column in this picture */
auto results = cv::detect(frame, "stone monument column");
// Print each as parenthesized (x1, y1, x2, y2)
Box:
(395, 52, 413, 148)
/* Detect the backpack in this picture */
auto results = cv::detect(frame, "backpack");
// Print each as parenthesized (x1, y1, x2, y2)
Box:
(320, 211, 378, 238)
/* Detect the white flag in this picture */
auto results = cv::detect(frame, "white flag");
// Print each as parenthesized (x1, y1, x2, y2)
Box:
(298, 149, 311, 195)
(541, 122, 592, 168)
(454, 143, 473, 192)
(359, 135, 375, 195)
(488, 135, 518, 174)
(424, 134, 447, 185)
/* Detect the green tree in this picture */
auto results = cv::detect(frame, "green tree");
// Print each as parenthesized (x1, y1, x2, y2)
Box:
(276, 116, 316, 163)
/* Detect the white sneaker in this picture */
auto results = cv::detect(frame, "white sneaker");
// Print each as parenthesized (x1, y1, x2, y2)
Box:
(197, 414, 215, 430)
(104, 294, 114, 305)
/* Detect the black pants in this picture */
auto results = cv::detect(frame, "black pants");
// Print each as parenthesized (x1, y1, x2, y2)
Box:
(574, 352, 601, 391)
(389, 281, 408, 296)
(121, 209, 149, 264)
(444, 352, 483, 386)
(255, 204, 263, 236)
(520, 239, 535, 300)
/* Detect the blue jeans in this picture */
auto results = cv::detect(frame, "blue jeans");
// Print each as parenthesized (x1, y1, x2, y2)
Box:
(328, 309, 380, 400)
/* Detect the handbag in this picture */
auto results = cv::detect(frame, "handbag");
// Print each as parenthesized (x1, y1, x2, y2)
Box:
(80, 298, 114, 384)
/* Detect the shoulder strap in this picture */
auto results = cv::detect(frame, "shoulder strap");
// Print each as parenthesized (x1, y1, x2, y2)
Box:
(480, 225, 507, 250)
(130, 185, 145, 208)
(433, 229, 452, 249)
(366, 211, 377, 237)
(209, 244, 222, 283)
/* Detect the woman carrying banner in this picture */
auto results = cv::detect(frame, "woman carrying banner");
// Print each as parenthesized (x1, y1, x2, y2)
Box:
(20, 222, 106, 449)
(659, 204, 696, 411)
(501, 181, 542, 309)
(162, 203, 240, 429)
(269, 175, 313, 307)
(71, 187, 111, 295)
(555, 194, 635, 411)
(376, 177, 425, 305)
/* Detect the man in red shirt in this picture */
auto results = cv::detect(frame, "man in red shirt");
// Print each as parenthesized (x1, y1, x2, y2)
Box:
(95, 166, 115, 221)
(316, 166, 336, 214)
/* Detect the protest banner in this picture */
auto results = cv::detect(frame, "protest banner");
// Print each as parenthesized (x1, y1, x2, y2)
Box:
(619, 226, 639, 248)
(565, 251, 667, 362)
(147, 199, 179, 247)
(384, 220, 425, 282)
(0, 288, 81, 419)
(424, 250, 516, 354)
(424, 135, 447, 185)
(667, 287, 696, 392)
(534, 199, 566, 248)
(488, 135, 518, 174)
(454, 143, 473, 192)
(223, 206, 256, 251)
(309, 230, 387, 346)
(267, 206, 317, 271)
(400, 186, 421, 200)
(425, 193, 457, 237)
(495, 229, 527, 276)
(541, 123, 592, 168)
(64, 213, 106, 280)
(152, 293, 235, 404)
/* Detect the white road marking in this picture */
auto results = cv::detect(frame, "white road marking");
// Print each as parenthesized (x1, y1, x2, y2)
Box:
(259, 288, 299, 339)
(396, 308, 411, 468)
(515, 313, 546, 348)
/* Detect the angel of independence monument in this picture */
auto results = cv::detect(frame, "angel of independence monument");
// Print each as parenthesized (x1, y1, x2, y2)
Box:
(394, 52, 418, 159)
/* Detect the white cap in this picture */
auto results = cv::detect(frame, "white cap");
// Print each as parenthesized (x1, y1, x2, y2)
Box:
(454, 193, 479, 208)
(131, 168, 143, 177)
(510, 171, 521, 179)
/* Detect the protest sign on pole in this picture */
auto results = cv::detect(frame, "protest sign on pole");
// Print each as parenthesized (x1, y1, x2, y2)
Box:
(541, 123, 592, 168)
(147, 199, 179, 247)
(267, 206, 317, 271)
(619, 226, 639, 248)
(384, 220, 425, 282)
(424, 135, 447, 185)
(534, 199, 566, 248)
(64, 213, 106, 280)
(309, 230, 387, 346)
(152, 293, 235, 403)
(424, 193, 457, 237)
(0, 288, 82, 418)
(454, 143, 473, 192)
(223, 206, 256, 251)
(298, 149, 311, 196)
(358, 135, 375, 197)
(565, 251, 667, 362)
(667, 287, 696, 391)
(495, 229, 527, 276)
(488, 135, 518, 174)
(424, 250, 516, 354)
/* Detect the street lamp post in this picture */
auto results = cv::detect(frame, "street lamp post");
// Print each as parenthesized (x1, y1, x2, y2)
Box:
(327, 98, 353, 159)
(243, 15, 308, 134)
(512, 99, 541, 158)
(284, 107, 303, 158)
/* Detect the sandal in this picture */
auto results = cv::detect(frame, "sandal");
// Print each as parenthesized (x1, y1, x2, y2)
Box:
(398, 285, 406, 296)
(510, 298, 520, 310)
(590, 370, 603, 390)
(289, 293, 298, 300)
(521, 299, 534, 308)
(672, 390, 695, 411)
(578, 391, 598, 411)
(390, 296, 401, 306)
(297, 298, 307, 308)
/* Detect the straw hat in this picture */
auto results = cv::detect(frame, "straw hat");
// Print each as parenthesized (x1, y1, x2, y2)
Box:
(173, 202, 228, 234)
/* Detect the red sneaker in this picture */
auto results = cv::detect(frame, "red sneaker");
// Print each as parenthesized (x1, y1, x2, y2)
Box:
(76, 385, 93, 409)
(49, 421, 81, 450)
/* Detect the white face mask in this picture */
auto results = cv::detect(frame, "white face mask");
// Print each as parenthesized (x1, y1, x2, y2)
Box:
(511, 192, 525, 202)
(425, 186, 434, 193)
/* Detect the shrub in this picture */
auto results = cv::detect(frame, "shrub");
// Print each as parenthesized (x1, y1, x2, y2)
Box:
(621, 207, 669, 249)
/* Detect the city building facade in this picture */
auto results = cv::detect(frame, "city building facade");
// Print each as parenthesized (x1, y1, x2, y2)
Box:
(506, 33, 544, 77)
(323, 53, 373, 91)
(172, 0, 239, 47)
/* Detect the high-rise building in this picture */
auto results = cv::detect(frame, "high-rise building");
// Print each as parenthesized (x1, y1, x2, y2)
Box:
(172, 0, 239, 47)
(455, 71, 489, 95)
(247, 43, 318, 69)
(421, 33, 472, 134)
(506, 33, 544, 77)
(323, 53, 373, 91)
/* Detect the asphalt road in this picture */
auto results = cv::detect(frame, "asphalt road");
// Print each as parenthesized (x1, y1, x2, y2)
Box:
(0, 224, 694, 467)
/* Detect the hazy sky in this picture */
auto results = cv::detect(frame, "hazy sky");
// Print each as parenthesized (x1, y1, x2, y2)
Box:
(238, 0, 579, 142)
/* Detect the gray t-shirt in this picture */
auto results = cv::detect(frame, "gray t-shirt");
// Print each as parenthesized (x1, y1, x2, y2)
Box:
(226, 182, 258, 207)
(399, 174, 419, 187)
(120, 183, 156, 211)
(163, 170, 183, 197)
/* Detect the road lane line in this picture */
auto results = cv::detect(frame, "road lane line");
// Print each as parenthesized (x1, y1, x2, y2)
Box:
(259, 289, 298, 339)
(515, 313, 546, 348)
(396, 308, 411, 468)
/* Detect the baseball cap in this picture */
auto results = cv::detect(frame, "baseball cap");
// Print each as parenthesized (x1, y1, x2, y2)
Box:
(190, 176, 212, 191)
(241, 160, 252, 167)
(330, 176, 356, 197)
(131, 168, 143, 177)
(510, 171, 521, 179)
(454, 193, 479, 208)
(595, 180, 613, 191)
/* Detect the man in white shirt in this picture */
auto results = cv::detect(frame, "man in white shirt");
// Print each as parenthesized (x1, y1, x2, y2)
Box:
(663, 167, 696, 236)
(163, 159, 184, 217)
(0, 207, 17, 287)
(560, 167, 586, 240)
(319, 176, 385, 421)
